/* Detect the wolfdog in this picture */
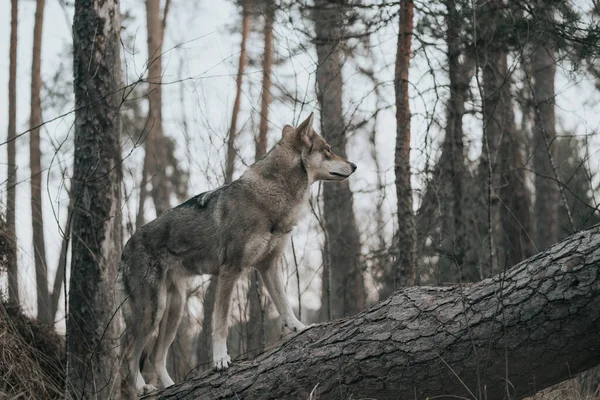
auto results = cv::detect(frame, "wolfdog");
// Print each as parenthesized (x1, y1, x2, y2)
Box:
(120, 113, 357, 395)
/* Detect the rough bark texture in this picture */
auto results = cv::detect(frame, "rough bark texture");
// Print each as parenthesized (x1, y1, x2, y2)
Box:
(155, 225, 600, 400)
(532, 7, 559, 251)
(225, 0, 251, 184)
(313, 0, 365, 319)
(6, 0, 19, 304)
(145, 0, 170, 216)
(393, 0, 417, 289)
(67, 0, 123, 397)
(30, 0, 51, 324)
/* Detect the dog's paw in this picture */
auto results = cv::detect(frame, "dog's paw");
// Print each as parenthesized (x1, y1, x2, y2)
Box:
(285, 319, 306, 333)
(138, 384, 159, 397)
(213, 354, 231, 371)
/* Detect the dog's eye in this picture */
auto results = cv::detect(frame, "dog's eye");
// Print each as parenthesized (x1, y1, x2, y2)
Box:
(325, 146, 332, 154)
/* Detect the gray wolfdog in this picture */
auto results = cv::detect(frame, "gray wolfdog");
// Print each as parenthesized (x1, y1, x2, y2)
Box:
(120, 113, 357, 395)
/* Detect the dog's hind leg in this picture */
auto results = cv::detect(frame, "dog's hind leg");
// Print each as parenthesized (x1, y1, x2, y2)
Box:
(150, 280, 184, 388)
(126, 282, 168, 395)
(212, 269, 241, 370)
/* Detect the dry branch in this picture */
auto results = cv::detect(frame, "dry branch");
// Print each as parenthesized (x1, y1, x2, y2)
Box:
(156, 226, 600, 400)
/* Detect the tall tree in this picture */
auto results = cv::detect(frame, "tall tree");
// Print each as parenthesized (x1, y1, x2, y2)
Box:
(248, 0, 275, 355)
(29, 0, 51, 324)
(393, 0, 417, 288)
(225, 0, 251, 184)
(532, 3, 559, 250)
(313, 0, 365, 319)
(67, 0, 123, 396)
(478, 0, 534, 271)
(6, 0, 19, 304)
(142, 0, 172, 219)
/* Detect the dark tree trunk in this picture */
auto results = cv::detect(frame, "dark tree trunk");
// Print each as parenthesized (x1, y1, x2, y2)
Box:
(478, 0, 534, 272)
(30, 0, 51, 324)
(393, 0, 416, 289)
(145, 0, 170, 216)
(157, 225, 600, 400)
(532, 6, 559, 250)
(196, 277, 218, 371)
(225, 0, 251, 184)
(67, 0, 123, 396)
(50, 190, 74, 322)
(6, 0, 19, 304)
(313, 0, 365, 319)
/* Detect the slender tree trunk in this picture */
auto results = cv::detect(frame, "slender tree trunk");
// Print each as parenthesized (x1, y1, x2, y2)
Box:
(225, 0, 251, 184)
(145, 0, 170, 215)
(313, 0, 365, 319)
(477, 0, 533, 272)
(158, 226, 600, 400)
(136, 158, 149, 230)
(247, 0, 275, 357)
(393, 0, 416, 288)
(197, 277, 218, 371)
(255, 0, 274, 160)
(50, 190, 74, 322)
(6, 0, 19, 304)
(67, 0, 123, 396)
(29, 0, 51, 324)
(532, 6, 559, 250)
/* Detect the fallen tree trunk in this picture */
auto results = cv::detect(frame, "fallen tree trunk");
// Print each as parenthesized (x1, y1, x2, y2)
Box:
(156, 226, 600, 400)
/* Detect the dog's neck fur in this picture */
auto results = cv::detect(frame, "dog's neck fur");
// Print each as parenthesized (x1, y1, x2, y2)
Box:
(240, 140, 310, 232)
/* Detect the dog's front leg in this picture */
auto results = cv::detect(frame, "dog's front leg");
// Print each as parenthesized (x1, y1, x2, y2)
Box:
(212, 269, 240, 370)
(259, 264, 306, 332)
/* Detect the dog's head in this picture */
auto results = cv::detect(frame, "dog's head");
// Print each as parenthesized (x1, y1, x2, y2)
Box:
(282, 113, 357, 182)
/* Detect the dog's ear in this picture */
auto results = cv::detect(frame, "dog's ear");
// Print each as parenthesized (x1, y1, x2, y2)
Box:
(296, 112, 315, 147)
(282, 124, 295, 139)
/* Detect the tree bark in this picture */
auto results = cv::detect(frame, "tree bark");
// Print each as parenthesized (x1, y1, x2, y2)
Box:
(145, 0, 170, 215)
(393, 0, 417, 289)
(255, 0, 274, 160)
(156, 225, 600, 400)
(532, 6, 559, 251)
(29, 0, 51, 324)
(6, 0, 19, 304)
(247, 0, 275, 356)
(225, 0, 251, 184)
(313, 0, 365, 319)
(67, 0, 123, 397)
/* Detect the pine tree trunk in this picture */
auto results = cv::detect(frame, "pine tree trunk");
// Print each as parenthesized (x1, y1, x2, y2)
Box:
(29, 0, 51, 324)
(67, 0, 123, 396)
(225, 0, 251, 184)
(247, 0, 275, 356)
(6, 0, 19, 304)
(158, 226, 600, 400)
(145, 0, 170, 216)
(532, 6, 559, 250)
(393, 0, 416, 288)
(313, 0, 365, 319)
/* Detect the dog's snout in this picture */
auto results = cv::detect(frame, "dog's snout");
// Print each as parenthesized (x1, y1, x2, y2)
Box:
(349, 162, 357, 172)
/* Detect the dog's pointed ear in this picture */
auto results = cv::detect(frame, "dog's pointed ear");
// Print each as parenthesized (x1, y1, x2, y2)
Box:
(282, 124, 295, 139)
(296, 112, 315, 147)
